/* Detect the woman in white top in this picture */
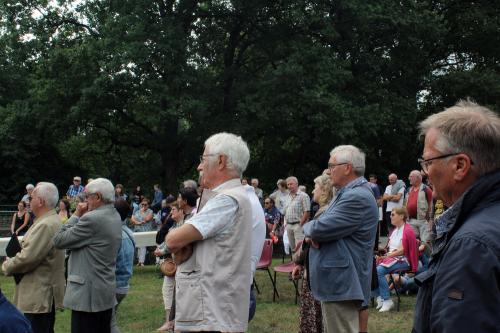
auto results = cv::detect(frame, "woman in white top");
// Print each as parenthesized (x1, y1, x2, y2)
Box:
(374, 206, 418, 312)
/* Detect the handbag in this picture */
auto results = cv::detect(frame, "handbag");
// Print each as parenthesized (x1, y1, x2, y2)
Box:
(160, 257, 177, 277)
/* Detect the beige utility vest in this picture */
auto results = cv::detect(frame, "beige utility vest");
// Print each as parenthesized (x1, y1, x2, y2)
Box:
(175, 179, 252, 332)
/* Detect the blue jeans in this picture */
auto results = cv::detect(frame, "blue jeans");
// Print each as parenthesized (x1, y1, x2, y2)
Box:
(374, 261, 410, 300)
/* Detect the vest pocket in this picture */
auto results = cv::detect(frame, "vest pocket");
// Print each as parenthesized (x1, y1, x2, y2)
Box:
(176, 272, 204, 322)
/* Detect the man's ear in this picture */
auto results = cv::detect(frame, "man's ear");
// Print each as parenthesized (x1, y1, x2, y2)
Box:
(453, 154, 473, 181)
(218, 155, 226, 171)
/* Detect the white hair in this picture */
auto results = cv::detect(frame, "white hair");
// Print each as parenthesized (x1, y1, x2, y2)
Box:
(330, 145, 366, 176)
(204, 132, 250, 176)
(35, 182, 59, 208)
(182, 179, 198, 189)
(26, 184, 35, 190)
(286, 176, 298, 184)
(86, 178, 115, 203)
(410, 170, 422, 181)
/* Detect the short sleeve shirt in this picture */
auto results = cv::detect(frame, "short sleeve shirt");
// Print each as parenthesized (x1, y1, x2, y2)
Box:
(283, 191, 310, 223)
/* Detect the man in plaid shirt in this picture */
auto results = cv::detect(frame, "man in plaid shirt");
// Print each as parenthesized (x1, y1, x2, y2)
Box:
(283, 176, 310, 253)
(66, 176, 85, 199)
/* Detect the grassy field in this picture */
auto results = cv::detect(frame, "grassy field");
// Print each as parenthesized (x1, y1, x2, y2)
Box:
(0, 259, 416, 332)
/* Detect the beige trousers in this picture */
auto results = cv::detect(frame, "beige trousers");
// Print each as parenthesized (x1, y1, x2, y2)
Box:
(321, 300, 359, 333)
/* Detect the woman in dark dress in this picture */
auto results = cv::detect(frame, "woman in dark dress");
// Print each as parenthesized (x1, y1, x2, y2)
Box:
(11, 201, 30, 236)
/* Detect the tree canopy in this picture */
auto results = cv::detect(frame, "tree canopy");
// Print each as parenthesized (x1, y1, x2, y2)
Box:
(1, 0, 499, 201)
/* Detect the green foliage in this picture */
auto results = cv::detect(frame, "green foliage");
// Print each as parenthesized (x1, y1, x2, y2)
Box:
(0, 0, 499, 200)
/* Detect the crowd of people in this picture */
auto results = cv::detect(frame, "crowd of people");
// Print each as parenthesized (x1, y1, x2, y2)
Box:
(1, 100, 500, 333)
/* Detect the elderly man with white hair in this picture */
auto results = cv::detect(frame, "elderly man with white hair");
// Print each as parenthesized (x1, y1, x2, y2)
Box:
(303, 145, 378, 333)
(405, 170, 433, 243)
(166, 132, 253, 333)
(53, 178, 122, 333)
(2, 182, 65, 333)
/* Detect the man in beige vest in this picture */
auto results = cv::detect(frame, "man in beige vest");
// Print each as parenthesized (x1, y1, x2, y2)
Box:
(166, 132, 252, 332)
(2, 182, 65, 333)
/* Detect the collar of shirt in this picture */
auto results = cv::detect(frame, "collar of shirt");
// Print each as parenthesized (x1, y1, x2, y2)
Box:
(213, 178, 242, 191)
(337, 176, 368, 196)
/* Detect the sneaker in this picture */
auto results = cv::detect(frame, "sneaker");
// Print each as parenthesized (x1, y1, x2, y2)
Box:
(379, 299, 394, 312)
(375, 296, 384, 310)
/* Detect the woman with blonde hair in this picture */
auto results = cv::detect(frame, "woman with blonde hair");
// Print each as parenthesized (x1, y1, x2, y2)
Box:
(374, 206, 419, 312)
(292, 174, 335, 333)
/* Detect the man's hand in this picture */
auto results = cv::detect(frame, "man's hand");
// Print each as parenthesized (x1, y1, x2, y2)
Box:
(2, 258, 9, 274)
(304, 237, 320, 249)
(153, 248, 163, 257)
(291, 265, 302, 280)
(172, 244, 193, 265)
(74, 202, 88, 217)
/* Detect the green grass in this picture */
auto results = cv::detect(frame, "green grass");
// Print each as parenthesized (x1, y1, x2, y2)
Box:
(0, 259, 416, 332)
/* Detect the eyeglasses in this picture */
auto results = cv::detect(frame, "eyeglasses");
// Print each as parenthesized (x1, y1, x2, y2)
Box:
(199, 154, 218, 163)
(418, 153, 472, 173)
(140, 203, 148, 207)
(264, 202, 271, 205)
(84, 192, 99, 199)
(327, 162, 348, 170)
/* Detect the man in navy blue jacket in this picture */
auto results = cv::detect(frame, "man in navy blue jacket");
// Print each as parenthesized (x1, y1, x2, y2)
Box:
(303, 145, 378, 333)
(0, 288, 32, 333)
(414, 100, 500, 333)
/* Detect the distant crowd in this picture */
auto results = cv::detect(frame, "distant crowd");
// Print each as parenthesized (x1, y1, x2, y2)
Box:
(1, 100, 500, 333)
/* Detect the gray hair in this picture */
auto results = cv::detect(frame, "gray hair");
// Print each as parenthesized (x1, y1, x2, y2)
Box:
(330, 145, 366, 176)
(409, 170, 422, 181)
(420, 100, 500, 176)
(35, 182, 59, 208)
(182, 179, 198, 189)
(286, 176, 298, 184)
(85, 178, 115, 204)
(204, 132, 250, 176)
(26, 184, 35, 191)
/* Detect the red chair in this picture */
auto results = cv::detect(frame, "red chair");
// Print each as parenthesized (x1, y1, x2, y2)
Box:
(253, 239, 278, 297)
(273, 261, 299, 304)
(273, 241, 302, 304)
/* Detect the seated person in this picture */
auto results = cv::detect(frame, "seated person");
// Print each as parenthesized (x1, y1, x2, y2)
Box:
(264, 197, 280, 236)
(373, 207, 419, 312)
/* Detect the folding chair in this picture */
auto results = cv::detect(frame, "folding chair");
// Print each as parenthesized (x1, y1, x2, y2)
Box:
(273, 261, 299, 304)
(388, 268, 412, 311)
(253, 239, 278, 297)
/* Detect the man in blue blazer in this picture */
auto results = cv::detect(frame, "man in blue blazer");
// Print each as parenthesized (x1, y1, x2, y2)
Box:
(303, 145, 378, 333)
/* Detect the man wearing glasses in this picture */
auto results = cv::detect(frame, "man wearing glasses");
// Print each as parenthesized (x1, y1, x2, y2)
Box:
(413, 101, 500, 333)
(54, 178, 122, 333)
(166, 132, 253, 333)
(303, 145, 378, 333)
(2, 182, 65, 333)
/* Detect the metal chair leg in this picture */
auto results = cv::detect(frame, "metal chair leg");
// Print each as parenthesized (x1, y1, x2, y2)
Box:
(266, 268, 279, 299)
(253, 277, 260, 294)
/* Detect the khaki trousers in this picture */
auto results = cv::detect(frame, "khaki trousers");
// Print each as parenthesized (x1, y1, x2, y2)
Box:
(286, 222, 304, 252)
(321, 300, 359, 333)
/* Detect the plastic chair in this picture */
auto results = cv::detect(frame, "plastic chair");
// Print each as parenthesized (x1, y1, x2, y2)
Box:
(253, 239, 278, 297)
(273, 261, 299, 304)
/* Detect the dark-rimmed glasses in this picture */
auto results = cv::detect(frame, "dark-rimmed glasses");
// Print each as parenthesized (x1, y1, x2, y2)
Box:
(418, 153, 465, 173)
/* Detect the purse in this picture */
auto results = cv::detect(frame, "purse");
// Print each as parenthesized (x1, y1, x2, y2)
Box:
(160, 257, 177, 277)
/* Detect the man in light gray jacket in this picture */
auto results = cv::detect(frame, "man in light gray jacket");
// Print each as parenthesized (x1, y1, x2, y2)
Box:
(54, 178, 122, 333)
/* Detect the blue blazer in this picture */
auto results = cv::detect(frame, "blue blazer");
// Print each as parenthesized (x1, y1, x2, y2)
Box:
(303, 177, 378, 305)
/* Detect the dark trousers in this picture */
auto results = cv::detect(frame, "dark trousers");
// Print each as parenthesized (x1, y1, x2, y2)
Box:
(24, 303, 55, 333)
(383, 211, 394, 236)
(71, 308, 112, 333)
